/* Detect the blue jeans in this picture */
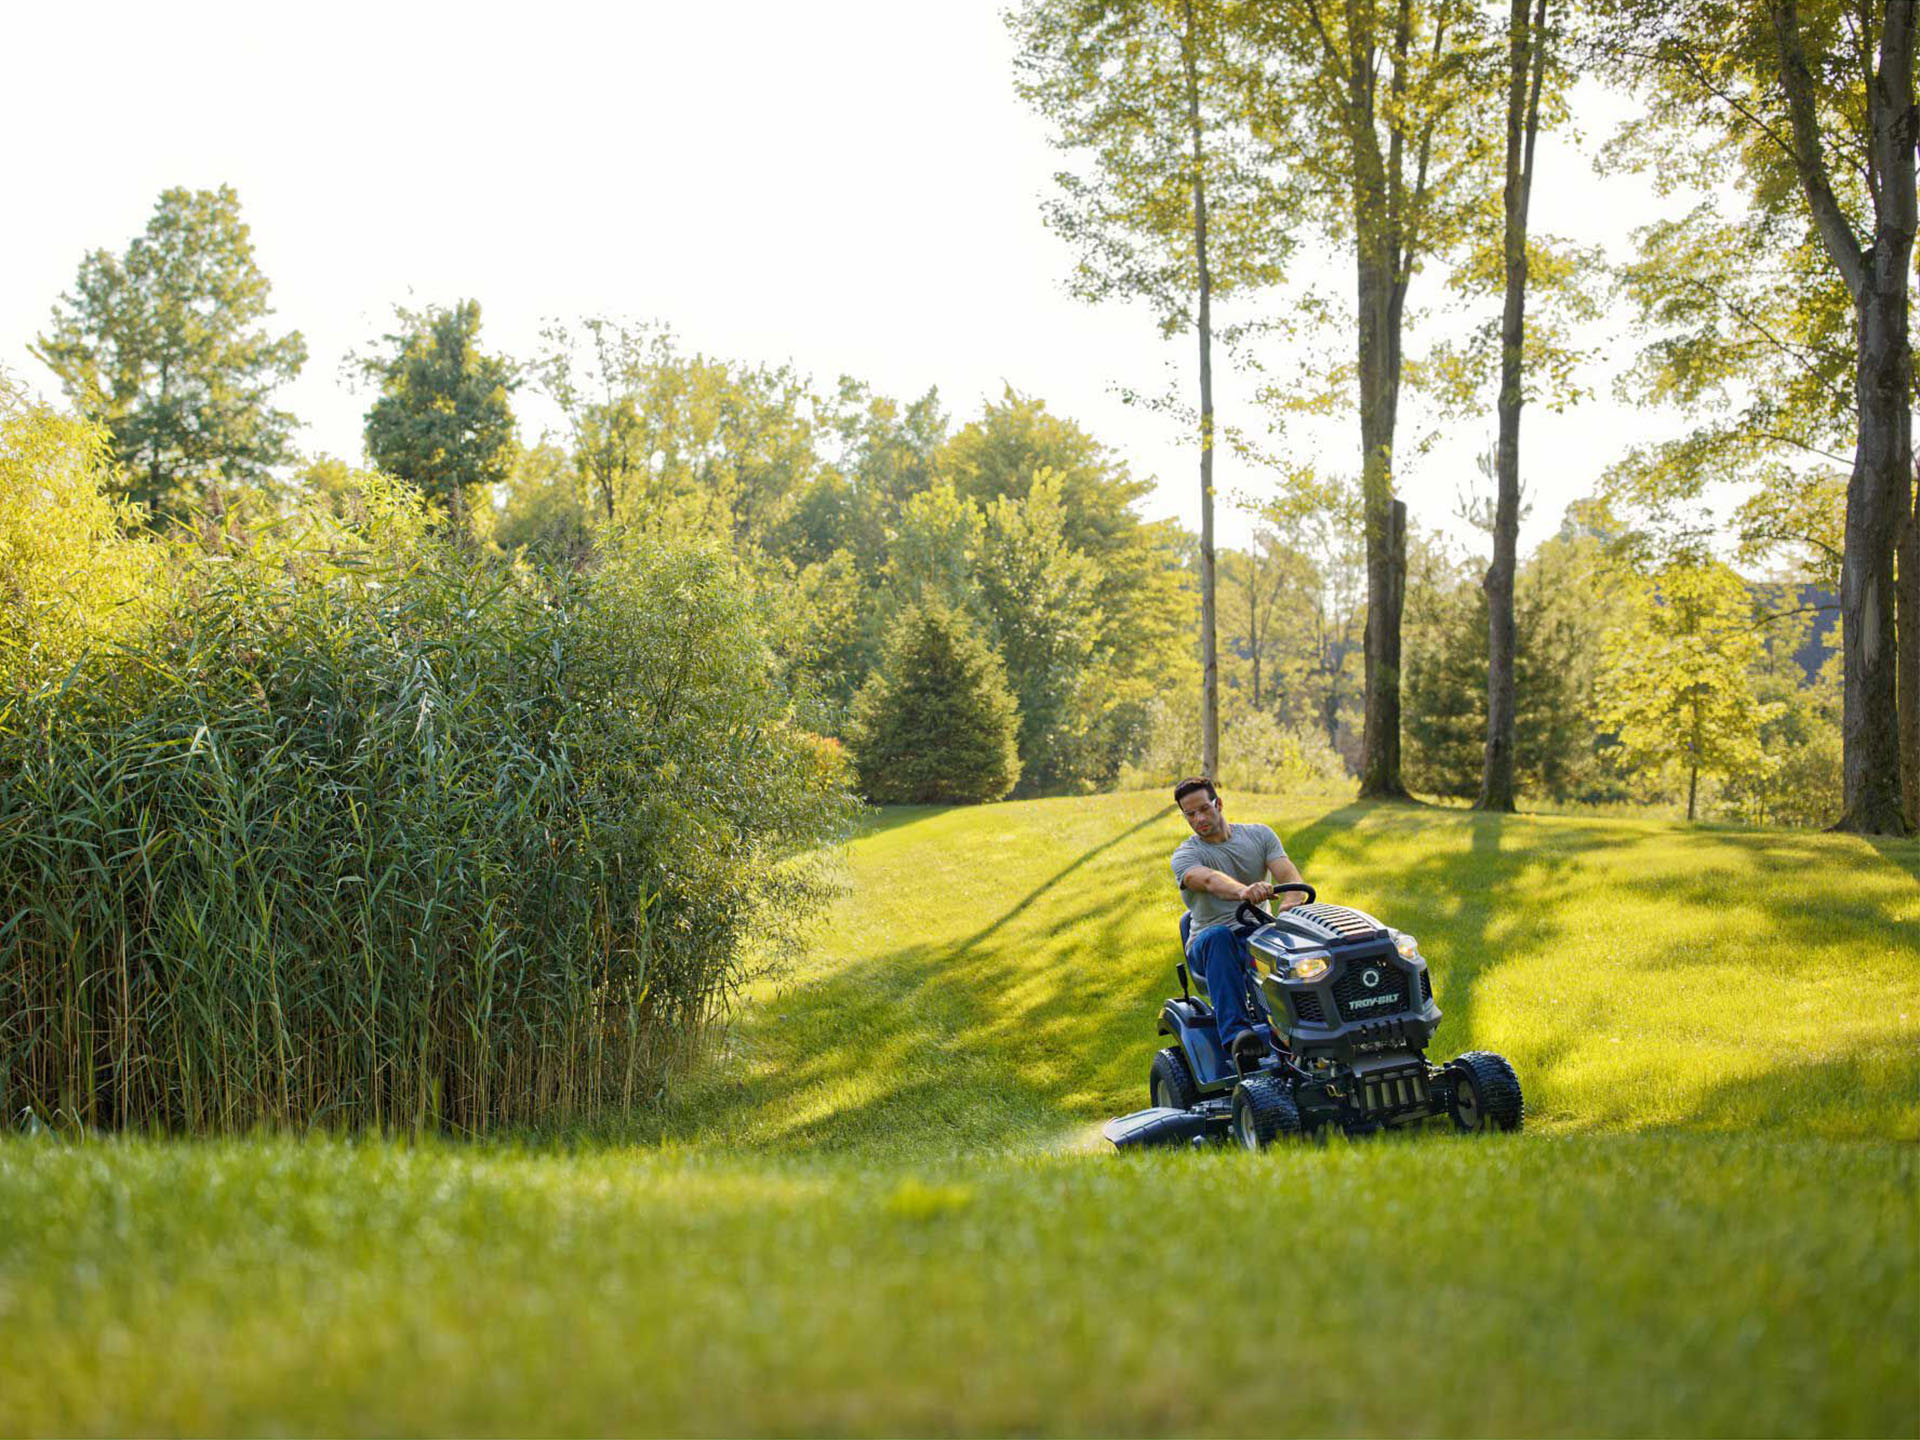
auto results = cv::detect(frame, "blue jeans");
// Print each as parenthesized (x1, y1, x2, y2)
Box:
(1190, 924, 1257, 1048)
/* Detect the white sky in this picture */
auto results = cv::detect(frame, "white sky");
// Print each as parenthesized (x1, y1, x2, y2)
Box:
(2, 0, 1708, 559)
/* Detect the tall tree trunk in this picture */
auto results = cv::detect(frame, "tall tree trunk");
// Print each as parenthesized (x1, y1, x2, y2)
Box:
(1352, 0, 1429, 800)
(1358, 277, 1408, 796)
(1772, 0, 1915, 834)
(1183, 0, 1221, 780)
(1835, 248, 1915, 831)
(1356, 208, 1407, 796)
(1480, 0, 1547, 814)
(1900, 464, 1918, 826)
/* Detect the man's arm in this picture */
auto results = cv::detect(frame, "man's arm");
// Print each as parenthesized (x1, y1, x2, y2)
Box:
(1266, 856, 1308, 909)
(1180, 865, 1263, 904)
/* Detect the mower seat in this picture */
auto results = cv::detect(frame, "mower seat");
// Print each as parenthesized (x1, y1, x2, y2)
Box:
(1178, 911, 1263, 1022)
(1176, 913, 1210, 1010)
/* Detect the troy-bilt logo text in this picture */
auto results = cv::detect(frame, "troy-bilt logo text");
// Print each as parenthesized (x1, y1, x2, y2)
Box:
(1348, 992, 1400, 1009)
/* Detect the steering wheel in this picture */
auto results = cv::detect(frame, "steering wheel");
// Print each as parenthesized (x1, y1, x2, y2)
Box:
(1236, 882, 1316, 928)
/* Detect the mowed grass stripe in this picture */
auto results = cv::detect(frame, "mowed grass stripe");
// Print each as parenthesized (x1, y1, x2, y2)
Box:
(1, 796, 1915, 1436)
(661, 793, 1920, 1154)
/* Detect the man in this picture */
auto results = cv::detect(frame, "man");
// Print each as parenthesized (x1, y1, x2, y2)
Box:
(1169, 776, 1310, 1067)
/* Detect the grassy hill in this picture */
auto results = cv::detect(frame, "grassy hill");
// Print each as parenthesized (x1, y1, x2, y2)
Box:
(2, 794, 1915, 1436)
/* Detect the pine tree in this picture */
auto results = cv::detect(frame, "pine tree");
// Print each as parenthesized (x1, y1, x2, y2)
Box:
(849, 607, 1021, 805)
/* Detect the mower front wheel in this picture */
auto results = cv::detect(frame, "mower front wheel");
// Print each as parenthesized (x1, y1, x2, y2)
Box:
(1150, 1046, 1200, 1111)
(1448, 1051, 1524, 1133)
(1231, 1074, 1302, 1149)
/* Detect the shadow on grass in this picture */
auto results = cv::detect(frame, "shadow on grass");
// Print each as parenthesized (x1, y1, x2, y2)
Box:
(853, 805, 948, 840)
(622, 799, 1920, 1159)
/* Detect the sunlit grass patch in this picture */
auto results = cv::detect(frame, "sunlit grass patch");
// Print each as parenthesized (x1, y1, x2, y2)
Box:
(2, 795, 1916, 1436)
(0, 1132, 1910, 1437)
(659, 793, 1920, 1154)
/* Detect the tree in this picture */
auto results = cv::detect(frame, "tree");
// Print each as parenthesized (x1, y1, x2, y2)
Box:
(1600, 0, 1915, 834)
(1596, 560, 1777, 820)
(1403, 517, 1627, 804)
(886, 483, 983, 613)
(933, 388, 1191, 778)
(536, 318, 677, 526)
(1250, 469, 1367, 763)
(1241, 0, 1494, 799)
(849, 606, 1021, 805)
(538, 319, 819, 553)
(1480, 0, 1552, 811)
(1013, 0, 1287, 779)
(33, 185, 306, 523)
(1720, 593, 1844, 826)
(975, 473, 1102, 793)
(495, 440, 592, 565)
(1216, 524, 1305, 713)
(358, 300, 518, 535)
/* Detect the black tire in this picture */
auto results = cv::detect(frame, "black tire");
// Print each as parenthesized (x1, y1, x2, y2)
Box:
(1231, 1074, 1302, 1150)
(1149, 1046, 1200, 1111)
(1449, 1051, 1524, 1133)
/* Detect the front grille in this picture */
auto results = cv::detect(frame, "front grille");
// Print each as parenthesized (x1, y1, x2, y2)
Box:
(1292, 990, 1327, 1025)
(1290, 904, 1383, 939)
(1420, 970, 1433, 1003)
(1333, 961, 1412, 1021)
(1360, 1067, 1430, 1113)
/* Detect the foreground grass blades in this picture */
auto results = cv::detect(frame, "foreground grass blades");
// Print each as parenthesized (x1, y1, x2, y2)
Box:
(0, 1136, 1912, 1437)
(2, 795, 1916, 1436)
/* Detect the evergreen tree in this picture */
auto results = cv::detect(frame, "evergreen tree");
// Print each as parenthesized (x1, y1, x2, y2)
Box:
(849, 606, 1021, 805)
(33, 185, 307, 522)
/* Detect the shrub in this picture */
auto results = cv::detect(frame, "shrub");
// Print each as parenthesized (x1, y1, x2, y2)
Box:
(849, 606, 1020, 804)
(0, 473, 852, 1134)
(0, 391, 158, 694)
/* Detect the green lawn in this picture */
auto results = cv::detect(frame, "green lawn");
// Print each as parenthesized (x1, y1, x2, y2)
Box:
(3, 794, 1916, 1436)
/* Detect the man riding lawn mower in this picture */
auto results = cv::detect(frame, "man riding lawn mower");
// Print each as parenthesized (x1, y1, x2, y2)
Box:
(1103, 778, 1524, 1150)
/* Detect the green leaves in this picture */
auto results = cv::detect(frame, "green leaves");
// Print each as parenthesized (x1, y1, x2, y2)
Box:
(31, 186, 307, 523)
(358, 299, 519, 537)
(1595, 559, 1780, 815)
(0, 461, 854, 1133)
(850, 606, 1021, 805)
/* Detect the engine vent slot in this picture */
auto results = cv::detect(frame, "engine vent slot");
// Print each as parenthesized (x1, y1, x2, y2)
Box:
(1289, 903, 1385, 940)
(1420, 971, 1434, 1003)
(1291, 991, 1327, 1025)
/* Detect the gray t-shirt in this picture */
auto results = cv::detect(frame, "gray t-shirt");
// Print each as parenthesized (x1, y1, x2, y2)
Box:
(1171, 822, 1288, 950)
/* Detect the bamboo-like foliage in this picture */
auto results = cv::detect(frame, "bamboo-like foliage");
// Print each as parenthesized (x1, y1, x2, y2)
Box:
(0, 476, 852, 1134)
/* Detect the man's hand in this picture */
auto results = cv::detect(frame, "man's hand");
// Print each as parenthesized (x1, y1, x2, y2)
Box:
(1241, 880, 1275, 905)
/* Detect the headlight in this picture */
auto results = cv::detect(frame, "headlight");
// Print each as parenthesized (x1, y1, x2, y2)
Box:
(1289, 952, 1330, 982)
(1393, 931, 1420, 960)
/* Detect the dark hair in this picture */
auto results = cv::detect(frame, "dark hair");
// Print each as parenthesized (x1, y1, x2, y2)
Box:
(1173, 776, 1218, 807)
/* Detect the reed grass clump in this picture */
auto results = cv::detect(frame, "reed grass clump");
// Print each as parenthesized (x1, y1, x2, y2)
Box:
(0, 471, 853, 1134)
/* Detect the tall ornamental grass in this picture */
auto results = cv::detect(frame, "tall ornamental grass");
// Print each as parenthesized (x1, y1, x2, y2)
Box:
(0, 467, 852, 1133)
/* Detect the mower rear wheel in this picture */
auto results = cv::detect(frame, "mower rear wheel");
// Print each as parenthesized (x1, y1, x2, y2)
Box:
(1448, 1051, 1524, 1133)
(1231, 1074, 1301, 1149)
(1150, 1047, 1200, 1111)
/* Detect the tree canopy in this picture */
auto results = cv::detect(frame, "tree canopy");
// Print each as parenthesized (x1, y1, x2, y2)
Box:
(33, 185, 306, 523)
